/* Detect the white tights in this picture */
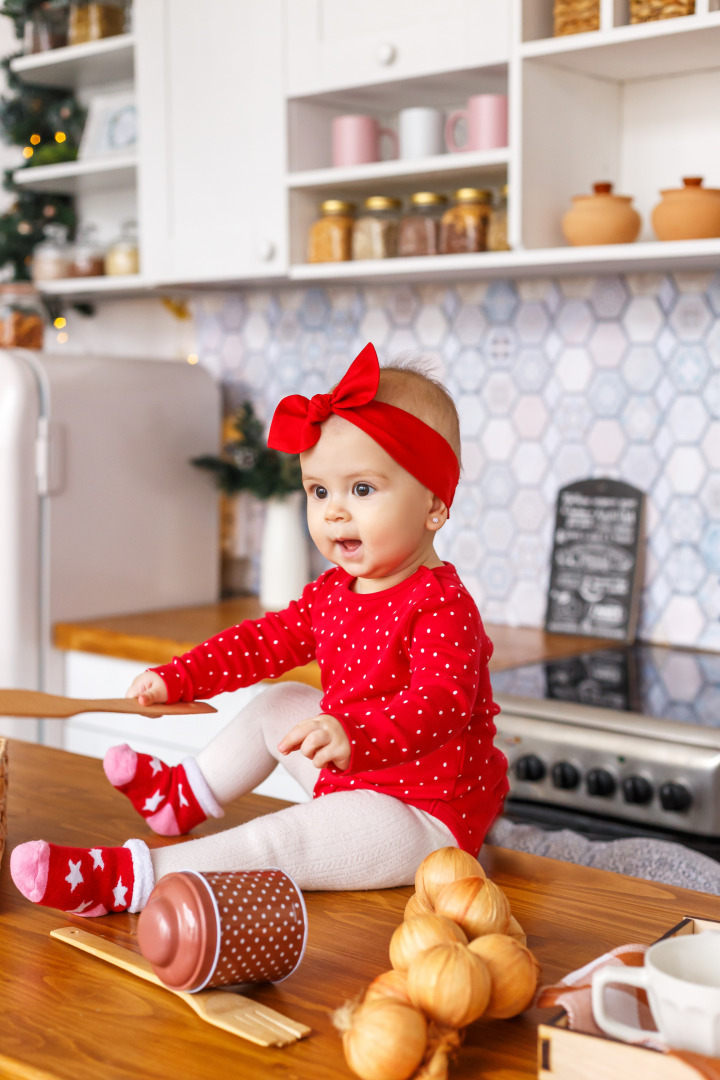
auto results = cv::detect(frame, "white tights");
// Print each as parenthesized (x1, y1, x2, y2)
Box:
(150, 682, 456, 890)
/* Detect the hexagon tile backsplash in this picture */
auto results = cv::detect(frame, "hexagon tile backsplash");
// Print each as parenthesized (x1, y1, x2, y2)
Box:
(193, 271, 720, 652)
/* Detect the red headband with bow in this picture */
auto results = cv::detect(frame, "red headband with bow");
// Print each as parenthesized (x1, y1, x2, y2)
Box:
(267, 343, 459, 508)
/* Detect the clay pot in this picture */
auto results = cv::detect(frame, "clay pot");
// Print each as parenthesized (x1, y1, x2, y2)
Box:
(561, 182, 641, 246)
(651, 177, 720, 241)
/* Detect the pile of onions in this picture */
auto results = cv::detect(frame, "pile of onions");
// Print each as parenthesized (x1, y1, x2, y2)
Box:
(335, 847, 541, 1080)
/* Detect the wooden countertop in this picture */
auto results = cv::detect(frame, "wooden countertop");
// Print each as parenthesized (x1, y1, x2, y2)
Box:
(54, 596, 610, 676)
(2, 739, 720, 1080)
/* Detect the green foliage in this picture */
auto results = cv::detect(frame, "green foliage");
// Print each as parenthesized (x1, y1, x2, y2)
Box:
(192, 401, 303, 501)
(0, 0, 46, 39)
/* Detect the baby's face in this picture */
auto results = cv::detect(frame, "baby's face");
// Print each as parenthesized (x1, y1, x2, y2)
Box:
(300, 416, 441, 593)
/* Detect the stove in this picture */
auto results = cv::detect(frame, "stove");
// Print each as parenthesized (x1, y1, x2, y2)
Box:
(491, 644, 720, 858)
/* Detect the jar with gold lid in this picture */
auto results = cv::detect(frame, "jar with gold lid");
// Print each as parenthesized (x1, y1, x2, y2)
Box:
(68, 0, 129, 44)
(307, 199, 355, 263)
(0, 283, 45, 349)
(487, 185, 510, 252)
(439, 188, 492, 254)
(352, 196, 401, 260)
(398, 192, 447, 257)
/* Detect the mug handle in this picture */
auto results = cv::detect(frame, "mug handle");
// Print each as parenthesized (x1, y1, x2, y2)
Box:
(445, 109, 467, 153)
(378, 126, 398, 160)
(591, 965, 651, 1044)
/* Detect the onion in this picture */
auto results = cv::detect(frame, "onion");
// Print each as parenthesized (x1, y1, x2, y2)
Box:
(404, 891, 433, 920)
(337, 998, 428, 1080)
(506, 914, 527, 946)
(467, 933, 541, 1019)
(365, 968, 412, 1005)
(434, 876, 510, 939)
(390, 913, 467, 971)
(407, 942, 491, 1028)
(415, 847, 485, 910)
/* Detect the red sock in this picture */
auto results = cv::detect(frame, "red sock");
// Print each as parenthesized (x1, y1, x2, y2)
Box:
(10, 840, 144, 916)
(103, 745, 217, 836)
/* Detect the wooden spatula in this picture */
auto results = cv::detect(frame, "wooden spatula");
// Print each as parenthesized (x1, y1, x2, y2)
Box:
(0, 688, 217, 719)
(51, 926, 310, 1047)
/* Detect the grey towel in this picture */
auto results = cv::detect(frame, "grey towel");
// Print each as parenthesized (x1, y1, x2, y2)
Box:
(487, 816, 720, 896)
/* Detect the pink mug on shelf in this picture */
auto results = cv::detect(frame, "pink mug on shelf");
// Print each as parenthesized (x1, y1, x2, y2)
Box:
(445, 94, 508, 153)
(332, 114, 398, 167)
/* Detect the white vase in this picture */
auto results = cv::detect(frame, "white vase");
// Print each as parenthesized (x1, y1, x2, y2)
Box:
(259, 491, 310, 610)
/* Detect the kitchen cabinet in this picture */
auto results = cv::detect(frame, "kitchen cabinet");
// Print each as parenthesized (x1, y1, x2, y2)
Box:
(135, 0, 287, 284)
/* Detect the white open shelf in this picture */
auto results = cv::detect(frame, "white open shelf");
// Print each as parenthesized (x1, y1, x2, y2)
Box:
(37, 273, 150, 297)
(12, 155, 138, 195)
(10, 34, 135, 89)
(288, 148, 510, 195)
(290, 237, 720, 284)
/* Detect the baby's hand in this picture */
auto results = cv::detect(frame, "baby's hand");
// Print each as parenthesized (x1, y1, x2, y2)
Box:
(278, 714, 351, 771)
(125, 670, 168, 707)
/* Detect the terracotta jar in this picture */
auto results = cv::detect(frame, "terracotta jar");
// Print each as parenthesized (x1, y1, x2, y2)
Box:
(651, 177, 720, 241)
(561, 182, 641, 246)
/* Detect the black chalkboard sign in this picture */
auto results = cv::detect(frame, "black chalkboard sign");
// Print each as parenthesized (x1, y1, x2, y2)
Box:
(545, 478, 645, 642)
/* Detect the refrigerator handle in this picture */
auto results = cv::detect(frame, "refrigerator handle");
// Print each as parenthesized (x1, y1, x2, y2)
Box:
(35, 418, 65, 496)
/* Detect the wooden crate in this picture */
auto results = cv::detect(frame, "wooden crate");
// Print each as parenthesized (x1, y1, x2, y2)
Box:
(538, 917, 720, 1080)
(553, 0, 600, 35)
(630, 0, 695, 21)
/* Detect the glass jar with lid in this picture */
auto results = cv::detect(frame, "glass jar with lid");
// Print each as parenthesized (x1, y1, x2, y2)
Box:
(397, 192, 447, 257)
(351, 196, 402, 260)
(0, 283, 45, 349)
(487, 184, 510, 252)
(307, 200, 355, 263)
(105, 220, 140, 276)
(71, 224, 106, 278)
(439, 188, 493, 255)
(68, 0, 129, 45)
(31, 224, 72, 282)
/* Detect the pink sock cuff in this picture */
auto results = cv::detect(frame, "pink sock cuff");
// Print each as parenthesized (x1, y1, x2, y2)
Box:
(124, 839, 155, 913)
(182, 757, 224, 820)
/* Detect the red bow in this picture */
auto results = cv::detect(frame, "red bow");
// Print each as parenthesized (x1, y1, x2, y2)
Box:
(268, 343, 379, 452)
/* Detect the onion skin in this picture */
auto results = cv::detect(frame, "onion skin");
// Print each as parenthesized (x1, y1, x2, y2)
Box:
(341, 999, 428, 1080)
(467, 934, 541, 1019)
(506, 914, 527, 946)
(365, 969, 412, 1005)
(415, 847, 486, 910)
(434, 876, 510, 939)
(390, 913, 467, 972)
(407, 942, 491, 1028)
(404, 891, 434, 920)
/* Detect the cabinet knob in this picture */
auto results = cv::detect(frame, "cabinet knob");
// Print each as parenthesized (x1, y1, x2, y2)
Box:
(376, 42, 397, 66)
(257, 240, 275, 263)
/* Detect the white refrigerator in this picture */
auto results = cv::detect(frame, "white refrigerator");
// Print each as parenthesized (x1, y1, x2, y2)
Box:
(0, 349, 221, 743)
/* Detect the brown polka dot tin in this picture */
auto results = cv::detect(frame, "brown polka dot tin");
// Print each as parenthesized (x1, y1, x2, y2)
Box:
(136, 868, 307, 992)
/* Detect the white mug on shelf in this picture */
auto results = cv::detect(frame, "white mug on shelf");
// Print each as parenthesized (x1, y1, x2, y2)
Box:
(592, 933, 720, 1057)
(398, 106, 445, 160)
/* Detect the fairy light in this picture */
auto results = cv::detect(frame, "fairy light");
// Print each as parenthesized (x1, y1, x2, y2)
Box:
(54, 132, 66, 143)
(30, 134, 40, 145)
(22, 147, 33, 159)
(56, 331, 68, 344)
(53, 316, 66, 329)
(187, 353, 199, 365)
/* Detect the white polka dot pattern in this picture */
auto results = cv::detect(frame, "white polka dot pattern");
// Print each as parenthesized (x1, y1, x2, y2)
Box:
(200, 869, 306, 987)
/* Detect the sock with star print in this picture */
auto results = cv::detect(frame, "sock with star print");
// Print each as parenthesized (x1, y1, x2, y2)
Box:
(10, 837, 154, 915)
(103, 744, 224, 836)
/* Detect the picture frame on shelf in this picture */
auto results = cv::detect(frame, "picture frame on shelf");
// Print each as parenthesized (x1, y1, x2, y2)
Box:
(79, 91, 138, 160)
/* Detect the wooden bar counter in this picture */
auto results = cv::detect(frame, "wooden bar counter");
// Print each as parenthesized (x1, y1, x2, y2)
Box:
(2, 740, 720, 1080)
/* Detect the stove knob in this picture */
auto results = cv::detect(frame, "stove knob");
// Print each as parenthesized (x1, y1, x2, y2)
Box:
(586, 768, 616, 798)
(515, 754, 546, 782)
(621, 775, 653, 805)
(659, 781, 692, 813)
(551, 761, 580, 790)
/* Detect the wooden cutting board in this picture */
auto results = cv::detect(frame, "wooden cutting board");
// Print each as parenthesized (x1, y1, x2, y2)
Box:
(0, 688, 216, 719)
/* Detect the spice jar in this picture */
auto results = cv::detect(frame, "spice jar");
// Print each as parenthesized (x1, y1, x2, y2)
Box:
(0, 283, 45, 349)
(31, 224, 72, 282)
(307, 199, 355, 263)
(397, 192, 447, 257)
(71, 224, 105, 278)
(351, 196, 401, 260)
(68, 0, 128, 44)
(487, 185, 511, 251)
(439, 188, 492, 254)
(23, 1, 69, 53)
(105, 220, 140, 275)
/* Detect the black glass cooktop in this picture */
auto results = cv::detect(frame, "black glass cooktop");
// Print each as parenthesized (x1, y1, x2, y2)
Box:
(490, 644, 720, 728)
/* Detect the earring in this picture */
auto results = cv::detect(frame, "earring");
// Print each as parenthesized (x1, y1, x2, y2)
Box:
(432, 517, 439, 523)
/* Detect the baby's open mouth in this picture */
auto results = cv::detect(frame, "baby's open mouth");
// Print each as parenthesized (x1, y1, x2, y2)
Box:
(337, 539, 361, 554)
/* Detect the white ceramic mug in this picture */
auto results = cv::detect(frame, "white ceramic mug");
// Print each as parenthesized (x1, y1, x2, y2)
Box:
(592, 933, 720, 1056)
(398, 107, 445, 159)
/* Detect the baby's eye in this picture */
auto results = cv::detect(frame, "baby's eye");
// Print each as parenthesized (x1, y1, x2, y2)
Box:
(353, 482, 375, 497)
(312, 485, 328, 500)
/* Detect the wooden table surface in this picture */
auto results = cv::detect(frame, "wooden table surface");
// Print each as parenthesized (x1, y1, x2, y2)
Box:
(3, 740, 720, 1080)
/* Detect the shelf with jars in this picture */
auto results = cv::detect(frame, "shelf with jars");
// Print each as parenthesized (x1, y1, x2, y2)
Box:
(10, 33, 135, 90)
(12, 154, 137, 195)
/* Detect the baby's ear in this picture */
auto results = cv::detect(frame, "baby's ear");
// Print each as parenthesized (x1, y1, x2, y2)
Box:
(427, 497, 448, 531)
